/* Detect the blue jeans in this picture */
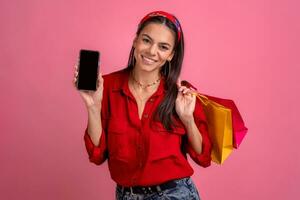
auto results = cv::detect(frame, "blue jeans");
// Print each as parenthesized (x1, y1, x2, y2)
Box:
(115, 177, 201, 200)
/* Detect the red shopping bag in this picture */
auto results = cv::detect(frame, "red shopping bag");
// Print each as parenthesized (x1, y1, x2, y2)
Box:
(204, 95, 248, 149)
(181, 80, 248, 149)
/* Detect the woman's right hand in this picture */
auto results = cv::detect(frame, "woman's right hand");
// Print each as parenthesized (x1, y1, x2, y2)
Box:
(73, 64, 104, 110)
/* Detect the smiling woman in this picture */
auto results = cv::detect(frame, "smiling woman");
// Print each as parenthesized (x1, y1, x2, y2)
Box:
(133, 24, 175, 70)
(74, 11, 212, 200)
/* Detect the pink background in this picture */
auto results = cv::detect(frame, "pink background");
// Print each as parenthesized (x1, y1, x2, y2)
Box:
(1, 0, 299, 199)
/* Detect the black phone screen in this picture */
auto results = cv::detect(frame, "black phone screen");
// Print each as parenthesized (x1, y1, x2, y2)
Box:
(77, 49, 100, 91)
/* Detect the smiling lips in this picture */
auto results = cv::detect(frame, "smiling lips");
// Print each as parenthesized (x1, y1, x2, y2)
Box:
(141, 55, 157, 64)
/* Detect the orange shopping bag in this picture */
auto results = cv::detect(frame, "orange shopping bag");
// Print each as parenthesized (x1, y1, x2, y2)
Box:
(196, 94, 234, 164)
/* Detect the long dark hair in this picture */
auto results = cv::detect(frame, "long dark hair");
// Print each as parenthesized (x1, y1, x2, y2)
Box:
(126, 14, 185, 131)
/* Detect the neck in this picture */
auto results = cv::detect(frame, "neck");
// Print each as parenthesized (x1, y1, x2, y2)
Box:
(131, 68, 161, 88)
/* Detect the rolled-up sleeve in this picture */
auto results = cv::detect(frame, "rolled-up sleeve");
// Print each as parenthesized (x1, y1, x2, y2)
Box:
(185, 98, 212, 168)
(83, 75, 110, 165)
(84, 126, 108, 165)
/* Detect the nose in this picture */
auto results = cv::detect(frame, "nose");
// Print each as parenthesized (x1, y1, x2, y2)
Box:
(148, 44, 158, 56)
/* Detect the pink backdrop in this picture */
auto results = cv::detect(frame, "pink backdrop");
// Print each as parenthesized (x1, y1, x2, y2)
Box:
(1, 0, 299, 199)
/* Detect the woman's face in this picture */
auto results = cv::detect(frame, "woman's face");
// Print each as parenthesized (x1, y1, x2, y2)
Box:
(133, 22, 176, 73)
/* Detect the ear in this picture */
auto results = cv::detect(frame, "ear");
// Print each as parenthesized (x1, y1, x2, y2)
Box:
(133, 36, 138, 48)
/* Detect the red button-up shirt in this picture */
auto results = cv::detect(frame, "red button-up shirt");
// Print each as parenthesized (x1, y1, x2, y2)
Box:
(84, 68, 212, 187)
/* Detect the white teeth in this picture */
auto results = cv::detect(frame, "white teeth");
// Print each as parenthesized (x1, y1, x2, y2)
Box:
(142, 55, 156, 64)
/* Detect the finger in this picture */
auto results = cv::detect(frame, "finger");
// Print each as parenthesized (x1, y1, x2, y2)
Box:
(74, 66, 79, 77)
(73, 77, 78, 86)
(98, 73, 103, 83)
(182, 88, 191, 94)
(186, 90, 198, 97)
(176, 91, 183, 102)
(96, 72, 104, 89)
(98, 71, 103, 78)
(177, 87, 183, 98)
(185, 93, 196, 102)
(73, 66, 78, 88)
(178, 86, 187, 92)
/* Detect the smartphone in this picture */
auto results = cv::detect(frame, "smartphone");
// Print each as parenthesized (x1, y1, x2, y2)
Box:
(77, 49, 100, 91)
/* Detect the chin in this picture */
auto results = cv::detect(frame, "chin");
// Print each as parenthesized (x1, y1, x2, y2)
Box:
(139, 64, 161, 73)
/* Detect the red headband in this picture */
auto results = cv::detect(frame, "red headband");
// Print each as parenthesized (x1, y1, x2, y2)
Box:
(139, 11, 182, 42)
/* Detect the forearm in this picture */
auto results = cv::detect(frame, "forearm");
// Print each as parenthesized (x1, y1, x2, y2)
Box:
(184, 117, 203, 155)
(87, 106, 102, 146)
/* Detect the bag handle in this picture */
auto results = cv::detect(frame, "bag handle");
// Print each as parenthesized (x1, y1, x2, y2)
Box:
(181, 80, 208, 104)
(195, 92, 209, 105)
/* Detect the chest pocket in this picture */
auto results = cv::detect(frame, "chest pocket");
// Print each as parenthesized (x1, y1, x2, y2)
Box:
(107, 118, 131, 161)
(149, 121, 186, 161)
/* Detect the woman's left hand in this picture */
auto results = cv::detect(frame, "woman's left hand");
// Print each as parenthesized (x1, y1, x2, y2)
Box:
(175, 80, 197, 126)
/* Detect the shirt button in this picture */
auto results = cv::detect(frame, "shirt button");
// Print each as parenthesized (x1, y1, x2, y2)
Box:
(139, 162, 143, 168)
(143, 114, 149, 118)
(149, 98, 154, 102)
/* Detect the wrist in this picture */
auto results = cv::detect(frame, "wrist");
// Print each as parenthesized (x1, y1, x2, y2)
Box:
(87, 105, 101, 113)
(181, 116, 195, 128)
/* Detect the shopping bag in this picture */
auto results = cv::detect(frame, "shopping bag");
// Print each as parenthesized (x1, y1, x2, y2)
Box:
(181, 80, 248, 149)
(196, 94, 234, 164)
(205, 95, 248, 149)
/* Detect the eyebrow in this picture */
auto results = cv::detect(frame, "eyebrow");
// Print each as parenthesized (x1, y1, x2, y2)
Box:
(141, 34, 172, 47)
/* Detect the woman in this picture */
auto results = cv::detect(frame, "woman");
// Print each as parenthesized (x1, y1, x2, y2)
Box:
(73, 11, 212, 200)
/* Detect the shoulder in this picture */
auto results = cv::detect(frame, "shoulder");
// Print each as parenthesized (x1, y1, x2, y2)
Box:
(103, 67, 128, 81)
(102, 67, 129, 89)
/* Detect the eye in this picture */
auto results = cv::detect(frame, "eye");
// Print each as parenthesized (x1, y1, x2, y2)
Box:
(160, 45, 169, 51)
(142, 38, 150, 43)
